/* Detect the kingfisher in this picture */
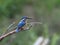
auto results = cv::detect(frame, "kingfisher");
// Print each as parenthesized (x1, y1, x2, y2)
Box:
(15, 16, 32, 32)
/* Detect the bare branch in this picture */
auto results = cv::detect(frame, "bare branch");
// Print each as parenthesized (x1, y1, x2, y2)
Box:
(0, 30, 16, 41)
(0, 25, 32, 41)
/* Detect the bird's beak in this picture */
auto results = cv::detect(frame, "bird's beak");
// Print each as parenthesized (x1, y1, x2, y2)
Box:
(27, 17, 32, 19)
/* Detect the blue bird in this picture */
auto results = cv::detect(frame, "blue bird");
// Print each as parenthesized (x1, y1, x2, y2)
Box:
(16, 16, 32, 32)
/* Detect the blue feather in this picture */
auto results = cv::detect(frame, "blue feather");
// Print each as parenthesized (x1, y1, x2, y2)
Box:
(16, 19, 26, 32)
(15, 16, 31, 32)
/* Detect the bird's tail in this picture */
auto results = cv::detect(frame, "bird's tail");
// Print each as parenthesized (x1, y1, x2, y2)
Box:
(15, 28, 19, 32)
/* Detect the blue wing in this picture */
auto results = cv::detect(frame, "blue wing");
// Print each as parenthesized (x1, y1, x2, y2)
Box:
(18, 21, 26, 29)
(16, 20, 26, 32)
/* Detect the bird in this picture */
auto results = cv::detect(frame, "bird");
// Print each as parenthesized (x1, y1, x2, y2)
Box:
(15, 16, 32, 32)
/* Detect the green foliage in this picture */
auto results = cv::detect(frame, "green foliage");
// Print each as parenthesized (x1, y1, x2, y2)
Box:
(0, 0, 60, 45)
(51, 34, 60, 45)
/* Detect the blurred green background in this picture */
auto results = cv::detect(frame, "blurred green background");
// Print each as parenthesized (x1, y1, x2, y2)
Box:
(0, 0, 60, 45)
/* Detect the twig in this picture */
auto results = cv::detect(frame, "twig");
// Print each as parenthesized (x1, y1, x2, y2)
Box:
(0, 24, 32, 41)
(0, 30, 16, 41)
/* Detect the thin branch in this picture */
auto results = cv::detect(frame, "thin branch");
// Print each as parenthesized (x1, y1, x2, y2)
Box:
(0, 30, 16, 41)
(0, 24, 32, 41)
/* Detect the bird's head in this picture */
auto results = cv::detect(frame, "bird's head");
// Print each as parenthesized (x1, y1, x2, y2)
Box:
(21, 16, 32, 19)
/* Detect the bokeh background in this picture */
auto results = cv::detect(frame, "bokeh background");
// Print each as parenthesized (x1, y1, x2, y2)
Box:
(0, 0, 60, 45)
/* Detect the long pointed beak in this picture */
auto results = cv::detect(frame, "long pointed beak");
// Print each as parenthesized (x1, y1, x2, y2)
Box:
(27, 17, 32, 19)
